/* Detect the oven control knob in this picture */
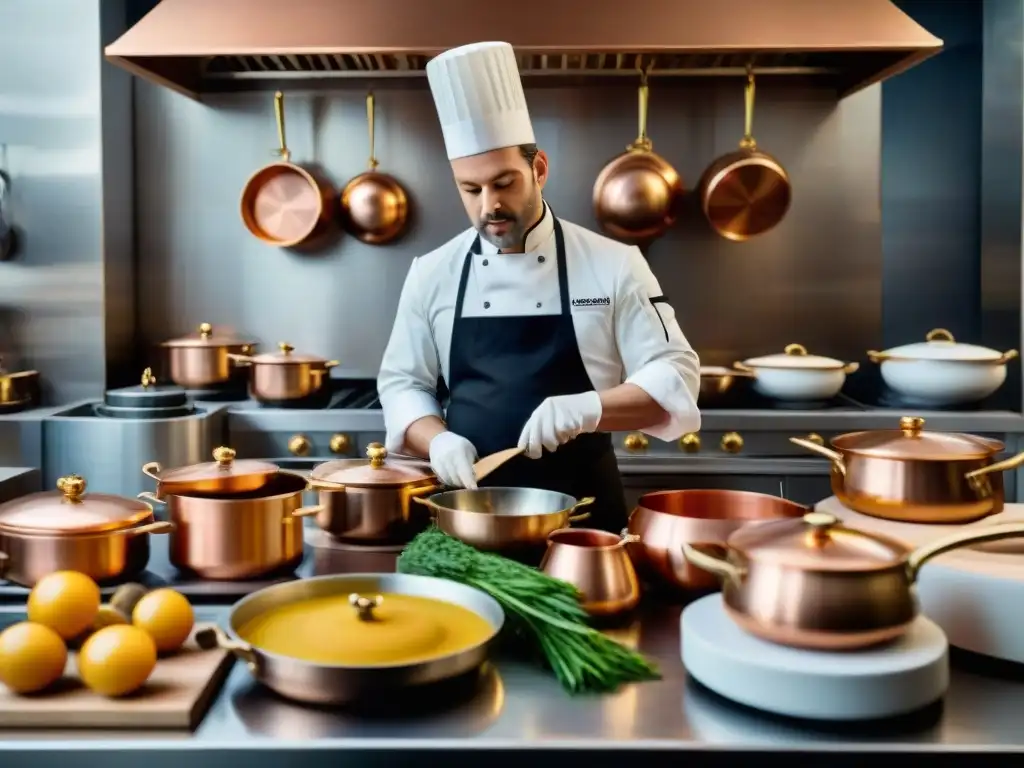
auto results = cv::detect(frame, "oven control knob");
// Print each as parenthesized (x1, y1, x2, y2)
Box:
(288, 434, 312, 457)
(329, 433, 351, 454)
(679, 432, 701, 453)
(623, 432, 649, 452)
(720, 432, 744, 454)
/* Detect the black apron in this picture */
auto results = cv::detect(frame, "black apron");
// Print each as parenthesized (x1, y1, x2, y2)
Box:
(444, 217, 628, 533)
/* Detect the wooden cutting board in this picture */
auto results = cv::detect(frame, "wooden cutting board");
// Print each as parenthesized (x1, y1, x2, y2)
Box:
(0, 627, 233, 729)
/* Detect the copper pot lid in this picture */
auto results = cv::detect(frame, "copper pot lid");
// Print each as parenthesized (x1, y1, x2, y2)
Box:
(157, 447, 279, 489)
(0, 475, 153, 535)
(831, 416, 999, 461)
(310, 443, 434, 487)
(248, 342, 331, 365)
(162, 322, 254, 348)
(727, 511, 910, 572)
(741, 343, 847, 371)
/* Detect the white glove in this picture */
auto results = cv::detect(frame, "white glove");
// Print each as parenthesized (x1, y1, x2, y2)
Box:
(429, 431, 479, 489)
(517, 392, 603, 460)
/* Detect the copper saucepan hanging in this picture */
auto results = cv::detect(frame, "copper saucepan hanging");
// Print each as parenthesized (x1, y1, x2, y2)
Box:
(592, 64, 684, 245)
(339, 92, 410, 246)
(240, 91, 334, 248)
(698, 68, 791, 242)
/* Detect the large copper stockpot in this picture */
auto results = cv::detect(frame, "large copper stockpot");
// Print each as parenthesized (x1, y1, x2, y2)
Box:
(302, 443, 440, 545)
(139, 448, 318, 580)
(790, 416, 1024, 524)
(540, 528, 641, 617)
(414, 487, 594, 551)
(228, 342, 339, 402)
(627, 489, 808, 591)
(0, 475, 173, 586)
(160, 322, 255, 389)
(195, 572, 504, 705)
(683, 511, 1024, 650)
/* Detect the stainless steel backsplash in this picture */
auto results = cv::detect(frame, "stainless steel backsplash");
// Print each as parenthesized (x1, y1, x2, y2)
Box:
(132, 80, 881, 376)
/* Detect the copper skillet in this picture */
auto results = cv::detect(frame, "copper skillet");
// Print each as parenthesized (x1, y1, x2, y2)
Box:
(240, 91, 334, 248)
(592, 62, 684, 245)
(339, 92, 410, 245)
(698, 67, 791, 242)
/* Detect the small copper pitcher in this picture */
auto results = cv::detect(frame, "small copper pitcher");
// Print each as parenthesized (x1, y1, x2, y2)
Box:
(540, 528, 641, 617)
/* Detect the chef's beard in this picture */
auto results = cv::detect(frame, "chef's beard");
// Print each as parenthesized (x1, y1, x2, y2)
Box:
(476, 190, 541, 251)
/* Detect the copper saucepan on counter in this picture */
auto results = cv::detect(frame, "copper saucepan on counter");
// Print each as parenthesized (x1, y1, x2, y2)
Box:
(627, 489, 808, 591)
(228, 342, 339, 403)
(790, 416, 1024, 524)
(140, 447, 317, 580)
(540, 528, 641, 617)
(683, 511, 1024, 650)
(414, 487, 594, 551)
(302, 444, 524, 546)
(160, 322, 255, 390)
(592, 65, 683, 245)
(697, 366, 755, 407)
(0, 475, 173, 586)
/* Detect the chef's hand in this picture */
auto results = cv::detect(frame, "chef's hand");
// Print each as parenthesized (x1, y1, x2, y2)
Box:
(429, 431, 479, 489)
(517, 392, 603, 460)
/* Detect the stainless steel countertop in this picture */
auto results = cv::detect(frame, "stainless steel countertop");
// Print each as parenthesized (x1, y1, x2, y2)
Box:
(1, 595, 1023, 756)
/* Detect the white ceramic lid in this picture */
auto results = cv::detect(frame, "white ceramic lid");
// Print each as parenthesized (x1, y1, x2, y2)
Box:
(741, 344, 847, 371)
(876, 328, 1007, 362)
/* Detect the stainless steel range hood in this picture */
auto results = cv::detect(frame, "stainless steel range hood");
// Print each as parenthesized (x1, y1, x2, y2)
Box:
(105, 0, 943, 101)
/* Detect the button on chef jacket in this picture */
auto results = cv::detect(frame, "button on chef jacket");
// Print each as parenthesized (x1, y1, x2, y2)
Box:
(378, 203, 702, 452)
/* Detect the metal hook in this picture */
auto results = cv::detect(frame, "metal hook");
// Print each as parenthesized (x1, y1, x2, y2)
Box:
(635, 55, 654, 85)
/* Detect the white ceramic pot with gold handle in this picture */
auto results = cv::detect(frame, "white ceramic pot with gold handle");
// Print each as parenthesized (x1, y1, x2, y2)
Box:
(734, 343, 858, 402)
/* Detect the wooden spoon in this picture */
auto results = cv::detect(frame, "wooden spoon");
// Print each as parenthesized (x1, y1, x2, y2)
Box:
(473, 447, 524, 483)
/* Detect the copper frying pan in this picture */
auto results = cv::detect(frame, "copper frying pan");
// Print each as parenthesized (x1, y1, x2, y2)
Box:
(339, 92, 410, 245)
(240, 91, 333, 248)
(592, 64, 684, 245)
(698, 68, 791, 242)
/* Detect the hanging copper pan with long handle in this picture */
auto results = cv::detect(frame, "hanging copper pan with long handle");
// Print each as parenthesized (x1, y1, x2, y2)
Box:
(240, 91, 334, 249)
(339, 92, 410, 246)
(698, 67, 791, 242)
(592, 62, 684, 245)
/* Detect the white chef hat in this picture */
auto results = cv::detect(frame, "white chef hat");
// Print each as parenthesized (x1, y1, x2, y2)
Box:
(426, 41, 536, 161)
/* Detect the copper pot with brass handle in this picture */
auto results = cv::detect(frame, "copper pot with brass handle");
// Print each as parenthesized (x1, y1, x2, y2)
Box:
(228, 342, 339, 403)
(683, 511, 1024, 650)
(0, 475, 174, 586)
(339, 92, 410, 246)
(160, 322, 256, 389)
(0, 355, 38, 409)
(790, 416, 1024, 524)
(592, 63, 684, 245)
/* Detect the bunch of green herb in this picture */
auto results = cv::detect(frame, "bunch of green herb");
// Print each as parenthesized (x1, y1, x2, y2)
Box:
(397, 527, 659, 694)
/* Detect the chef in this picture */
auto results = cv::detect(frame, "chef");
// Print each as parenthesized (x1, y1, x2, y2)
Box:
(377, 41, 701, 532)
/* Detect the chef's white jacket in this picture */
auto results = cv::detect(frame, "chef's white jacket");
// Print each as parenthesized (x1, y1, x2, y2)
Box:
(378, 204, 701, 452)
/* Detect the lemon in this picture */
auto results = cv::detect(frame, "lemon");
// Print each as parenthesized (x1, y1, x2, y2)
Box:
(132, 589, 194, 653)
(27, 571, 101, 640)
(0, 621, 67, 694)
(78, 624, 157, 697)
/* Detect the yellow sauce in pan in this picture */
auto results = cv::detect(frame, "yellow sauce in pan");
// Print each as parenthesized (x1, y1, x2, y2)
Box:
(236, 593, 494, 665)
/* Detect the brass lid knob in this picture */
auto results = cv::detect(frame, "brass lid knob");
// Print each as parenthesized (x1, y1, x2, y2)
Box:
(278, 342, 294, 355)
(213, 446, 236, 465)
(57, 474, 87, 501)
(366, 442, 387, 467)
(198, 322, 212, 338)
(141, 367, 156, 388)
(784, 343, 808, 356)
(900, 416, 925, 437)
